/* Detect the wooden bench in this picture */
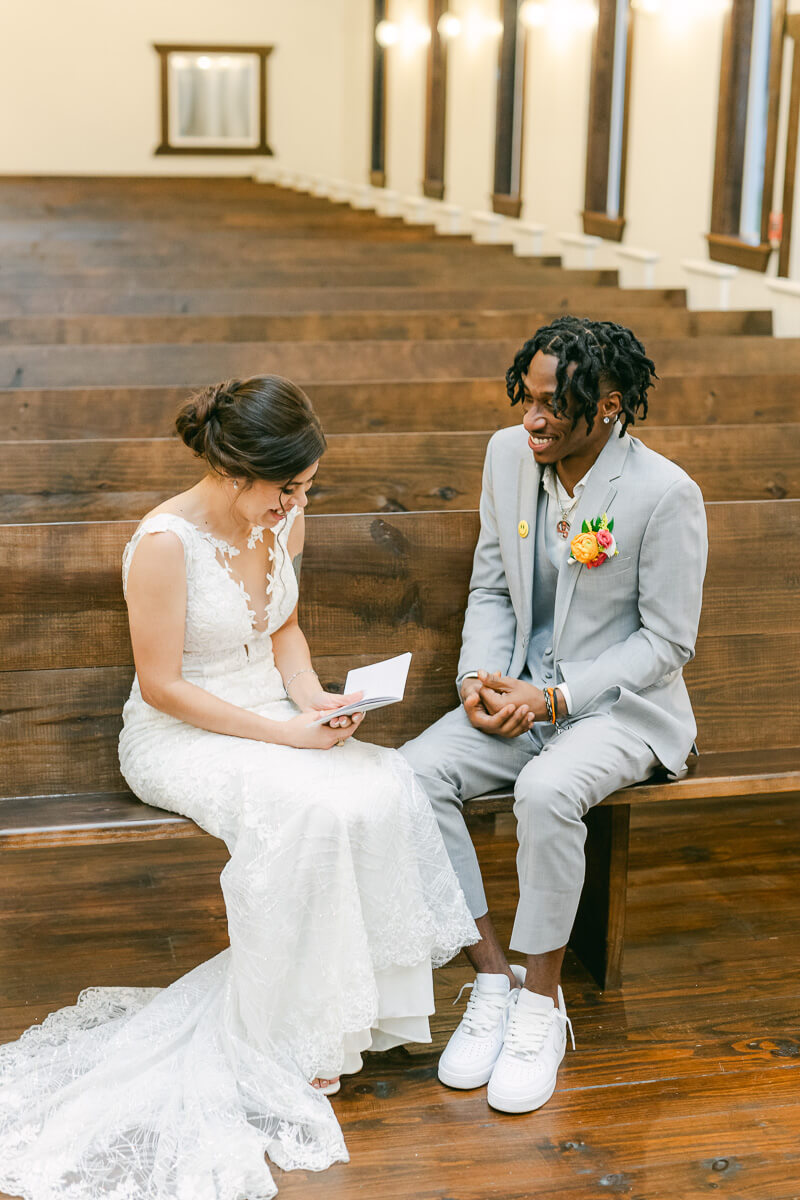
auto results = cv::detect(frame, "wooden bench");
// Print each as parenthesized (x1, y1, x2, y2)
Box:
(4, 335, 800, 390)
(2, 503, 798, 990)
(0, 284, 689, 318)
(1, 423, 798, 523)
(3, 375, 798, 439)
(0, 308, 772, 346)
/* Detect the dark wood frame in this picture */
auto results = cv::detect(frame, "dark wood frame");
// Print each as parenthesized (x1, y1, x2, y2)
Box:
(423, 0, 450, 199)
(492, 0, 527, 218)
(153, 43, 274, 157)
(582, 0, 634, 242)
(371, 0, 389, 187)
(778, 14, 800, 276)
(706, 0, 786, 271)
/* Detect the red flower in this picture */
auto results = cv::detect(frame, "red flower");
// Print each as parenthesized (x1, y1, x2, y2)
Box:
(585, 552, 608, 570)
(596, 529, 614, 549)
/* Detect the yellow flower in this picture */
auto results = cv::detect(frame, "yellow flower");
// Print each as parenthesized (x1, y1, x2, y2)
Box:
(570, 531, 599, 563)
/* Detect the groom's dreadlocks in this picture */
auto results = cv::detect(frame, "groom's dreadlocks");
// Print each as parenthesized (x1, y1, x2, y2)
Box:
(505, 316, 658, 435)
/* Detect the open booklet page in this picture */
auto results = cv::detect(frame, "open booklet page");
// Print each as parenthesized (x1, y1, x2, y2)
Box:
(309, 652, 412, 726)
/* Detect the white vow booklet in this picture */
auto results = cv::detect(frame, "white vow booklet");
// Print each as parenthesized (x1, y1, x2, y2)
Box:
(310, 652, 412, 726)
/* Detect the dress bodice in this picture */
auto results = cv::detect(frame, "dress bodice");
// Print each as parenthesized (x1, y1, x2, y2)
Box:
(121, 506, 301, 663)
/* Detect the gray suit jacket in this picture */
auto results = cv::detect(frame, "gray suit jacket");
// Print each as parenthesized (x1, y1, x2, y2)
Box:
(457, 425, 709, 775)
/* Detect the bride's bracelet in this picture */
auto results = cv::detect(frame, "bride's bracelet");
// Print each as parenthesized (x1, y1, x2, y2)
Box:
(284, 667, 319, 699)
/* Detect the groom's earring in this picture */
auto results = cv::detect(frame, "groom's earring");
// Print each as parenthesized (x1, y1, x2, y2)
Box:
(232, 480, 239, 490)
(603, 416, 611, 424)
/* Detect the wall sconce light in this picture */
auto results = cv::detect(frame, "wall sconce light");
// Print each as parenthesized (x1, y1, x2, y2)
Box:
(437, 12, 463, 38)
(376, 17, 432, 49)
(631, 0, 731, 13)
(375, 19, 401, 46)
(520, 0, 598, 32)
(519, 1, 548, 27)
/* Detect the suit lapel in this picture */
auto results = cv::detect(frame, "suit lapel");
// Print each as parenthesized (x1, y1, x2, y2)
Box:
(553, 432, 631, 649)
(516, 451, 540, 635)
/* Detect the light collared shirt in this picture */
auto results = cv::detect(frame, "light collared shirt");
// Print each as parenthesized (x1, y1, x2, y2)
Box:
(538, 465, 593, 715)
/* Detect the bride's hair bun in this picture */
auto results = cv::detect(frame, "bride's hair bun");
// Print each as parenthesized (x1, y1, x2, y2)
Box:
(175, 380, 235, 459)
(175, 376, 326, 486)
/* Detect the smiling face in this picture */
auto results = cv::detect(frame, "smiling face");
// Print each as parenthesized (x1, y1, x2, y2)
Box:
(521, 351, 621, 476)
(232, 460, 320, 527)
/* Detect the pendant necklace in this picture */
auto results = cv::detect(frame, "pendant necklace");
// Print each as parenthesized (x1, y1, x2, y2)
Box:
(554, 475, 577, 539)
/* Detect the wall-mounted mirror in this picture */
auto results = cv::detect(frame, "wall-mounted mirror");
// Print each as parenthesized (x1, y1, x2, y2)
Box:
(154, 44, 273, 156)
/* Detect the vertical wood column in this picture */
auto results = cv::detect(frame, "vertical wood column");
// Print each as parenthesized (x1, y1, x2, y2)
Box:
(779, 15, 800, 276)
(371, 0, 389, 187)
(424, 0, 450, 199)
(492, 0, 527, 218)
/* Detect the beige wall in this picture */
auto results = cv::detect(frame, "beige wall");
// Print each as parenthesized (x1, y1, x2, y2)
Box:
(0, 0, 370, 180)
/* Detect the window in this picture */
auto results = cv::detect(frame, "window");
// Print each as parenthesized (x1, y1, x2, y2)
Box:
(777, 14, 800, 276)
(583, 0, 633, 241)
(424, 0, 450, 200)
(371, 2, 389, 187)
(707, 0, 786, 270)
(493, 0, 528, 217)
(154, 44, 273, 156)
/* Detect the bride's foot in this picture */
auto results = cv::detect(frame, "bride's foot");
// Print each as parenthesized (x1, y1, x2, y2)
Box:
(312, 1076, 341, 1096)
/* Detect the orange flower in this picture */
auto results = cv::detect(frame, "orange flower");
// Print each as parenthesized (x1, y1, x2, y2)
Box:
(570, 531, 599, 563)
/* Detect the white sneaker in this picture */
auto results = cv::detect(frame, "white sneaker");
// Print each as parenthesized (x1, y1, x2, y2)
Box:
(487, 985, 575, 1113)
(438, 964, 526, 1089)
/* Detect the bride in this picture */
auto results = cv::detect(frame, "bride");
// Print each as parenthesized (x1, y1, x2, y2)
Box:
(0, 375, 477, 1200)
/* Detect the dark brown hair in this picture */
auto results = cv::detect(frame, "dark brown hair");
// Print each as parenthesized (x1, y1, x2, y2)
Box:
(175, 375, 326, 486)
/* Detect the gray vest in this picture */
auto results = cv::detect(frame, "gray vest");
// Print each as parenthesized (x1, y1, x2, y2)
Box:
(522, 483, 559, 689)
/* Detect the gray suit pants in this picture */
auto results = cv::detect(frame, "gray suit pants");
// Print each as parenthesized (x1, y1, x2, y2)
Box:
(400, 707, 657, 955)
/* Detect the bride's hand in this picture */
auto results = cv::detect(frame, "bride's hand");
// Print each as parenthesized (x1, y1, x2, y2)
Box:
(278, 709, 365, 750)
(305, 688, 365, 729)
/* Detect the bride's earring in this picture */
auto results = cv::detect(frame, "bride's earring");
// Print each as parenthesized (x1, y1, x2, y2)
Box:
(232, 479, 239, 490)
(603, 416, 611, 424)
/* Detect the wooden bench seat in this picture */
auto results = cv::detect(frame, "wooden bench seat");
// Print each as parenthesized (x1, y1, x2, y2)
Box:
(0, 307, 772, 345)
(2, 505, 798, 990)
(3, 375, 797, 439)
(3, 334, 800, 390)
(1, 423, 798, 522)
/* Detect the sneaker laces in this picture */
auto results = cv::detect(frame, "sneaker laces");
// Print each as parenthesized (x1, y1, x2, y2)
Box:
(454, 981, 517, 1038)
(504, 1003, 576, 1060)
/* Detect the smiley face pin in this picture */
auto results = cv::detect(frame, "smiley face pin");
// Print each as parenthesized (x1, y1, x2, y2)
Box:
(518, 520, 529, 539)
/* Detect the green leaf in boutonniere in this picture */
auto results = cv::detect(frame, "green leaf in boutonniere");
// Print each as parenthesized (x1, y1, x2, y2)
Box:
(608, 517, 614, 531)
(582, 519, 590, 533)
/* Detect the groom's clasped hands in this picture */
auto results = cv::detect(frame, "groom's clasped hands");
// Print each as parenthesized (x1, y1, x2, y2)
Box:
(462, 671, 545, 738)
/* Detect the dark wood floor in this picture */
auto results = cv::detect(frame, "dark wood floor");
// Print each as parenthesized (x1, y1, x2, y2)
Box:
(3, 794, 798, 1200)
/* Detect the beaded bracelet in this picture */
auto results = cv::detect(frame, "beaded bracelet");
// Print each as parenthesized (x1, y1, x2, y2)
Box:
(284, 667, 318, 697)
(543, 687, 553, 724)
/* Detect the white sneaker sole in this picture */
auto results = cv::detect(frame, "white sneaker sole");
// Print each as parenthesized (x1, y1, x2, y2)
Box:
(487, 1075, 557, 1113)
(438, 1061, 497, 1090)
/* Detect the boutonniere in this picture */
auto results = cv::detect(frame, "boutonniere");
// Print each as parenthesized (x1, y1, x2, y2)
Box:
(568, 513, 618, 569)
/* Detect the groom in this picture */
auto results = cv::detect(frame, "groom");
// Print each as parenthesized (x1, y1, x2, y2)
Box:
(401, 316, 708, 1114)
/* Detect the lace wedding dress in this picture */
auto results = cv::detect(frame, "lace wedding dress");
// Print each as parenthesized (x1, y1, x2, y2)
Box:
(0, 507, 477, 1200)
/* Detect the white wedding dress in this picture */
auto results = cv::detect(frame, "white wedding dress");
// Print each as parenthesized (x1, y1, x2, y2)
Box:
(0, 507, 477, 1200)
